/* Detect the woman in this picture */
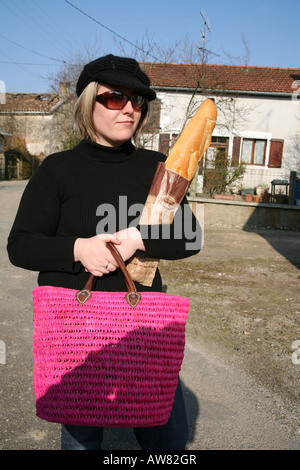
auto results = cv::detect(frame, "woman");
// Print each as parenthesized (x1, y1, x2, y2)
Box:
(7, 54, 201, 450)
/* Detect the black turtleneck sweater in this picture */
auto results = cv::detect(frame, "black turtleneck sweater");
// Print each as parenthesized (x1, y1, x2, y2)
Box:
(7, 140, 201, 292)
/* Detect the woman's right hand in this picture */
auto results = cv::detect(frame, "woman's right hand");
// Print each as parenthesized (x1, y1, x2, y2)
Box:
(74, 234, 121, 277)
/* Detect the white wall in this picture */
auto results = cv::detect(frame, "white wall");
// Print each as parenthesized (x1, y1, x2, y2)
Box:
(155, 90, 300, 188)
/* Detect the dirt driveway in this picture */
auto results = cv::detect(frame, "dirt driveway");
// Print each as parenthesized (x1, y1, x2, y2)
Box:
(160, 224, 300, 403)
(0, 180, 299, 450)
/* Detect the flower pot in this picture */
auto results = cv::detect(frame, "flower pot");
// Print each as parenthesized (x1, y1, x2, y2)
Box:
(253, 195, 260, 203)
(275, 194, 286, 204)
(244, 194, 253, 202)
(261, 193, 270, 203)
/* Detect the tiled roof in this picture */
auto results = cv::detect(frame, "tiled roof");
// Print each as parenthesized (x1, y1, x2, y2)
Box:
(141, 63, 300, 95)
(0, 93, 59, 113)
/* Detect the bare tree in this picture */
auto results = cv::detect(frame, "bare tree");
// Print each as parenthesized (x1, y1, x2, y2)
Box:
(222, 33, 251, 66)
(47, 38, 103, 94)
(286, 133, 300, 173)
(113, 30, 181, 63)
(46, 40, 104, 149)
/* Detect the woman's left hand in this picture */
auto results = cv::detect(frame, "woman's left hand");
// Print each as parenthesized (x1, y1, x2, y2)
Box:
(113, 227, 145, 261)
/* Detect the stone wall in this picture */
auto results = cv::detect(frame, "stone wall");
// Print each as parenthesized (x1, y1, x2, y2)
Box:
(189, 197, 300, 231)
(0, 105, 75, 160)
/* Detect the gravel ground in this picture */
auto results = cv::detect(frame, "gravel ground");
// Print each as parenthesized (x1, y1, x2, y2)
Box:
(0, 180, 299, 451)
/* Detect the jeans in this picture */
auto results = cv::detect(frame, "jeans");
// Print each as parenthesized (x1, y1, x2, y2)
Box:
(61, 379, 188, 450)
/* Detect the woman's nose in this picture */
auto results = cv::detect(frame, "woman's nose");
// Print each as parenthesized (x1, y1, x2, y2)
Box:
(122, 99, 134, 113)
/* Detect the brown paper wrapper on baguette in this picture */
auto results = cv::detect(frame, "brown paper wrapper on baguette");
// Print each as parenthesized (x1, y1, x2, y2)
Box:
(139, 162, 190, 225)
(126, 162, 190, 286)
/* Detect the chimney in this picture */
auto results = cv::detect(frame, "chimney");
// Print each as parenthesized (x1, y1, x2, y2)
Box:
(59, 82, 71, 100)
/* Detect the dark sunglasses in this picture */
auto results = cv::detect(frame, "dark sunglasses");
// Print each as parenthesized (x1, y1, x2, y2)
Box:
(95, 91, 146, 111)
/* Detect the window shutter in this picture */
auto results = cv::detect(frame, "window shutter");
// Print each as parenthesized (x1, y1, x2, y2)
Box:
(231, 137, 241, 166)
(143, 98, 161, 133)
(159, 133, 170, 155)
(268, 139, 284, 168)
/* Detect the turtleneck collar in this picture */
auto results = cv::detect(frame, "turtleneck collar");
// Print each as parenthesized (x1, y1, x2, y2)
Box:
(75, 139, 136, 163)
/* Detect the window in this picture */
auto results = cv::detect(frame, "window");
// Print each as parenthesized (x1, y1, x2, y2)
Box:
(241, 139, 267, 165)
(158, 133, 178, 155)
(204, 136, 229, 169)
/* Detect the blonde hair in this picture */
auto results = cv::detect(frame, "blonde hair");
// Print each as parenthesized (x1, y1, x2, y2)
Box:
(74, 82, 149, 147)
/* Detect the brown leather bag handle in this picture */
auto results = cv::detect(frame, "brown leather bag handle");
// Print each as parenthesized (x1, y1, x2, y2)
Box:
(76, 242, 141, 308)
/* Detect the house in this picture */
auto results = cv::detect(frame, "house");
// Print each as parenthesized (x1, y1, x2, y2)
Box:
(141, 63, 300, 193)
(0, 82, 74, 159)
(0, 64, 299, 192)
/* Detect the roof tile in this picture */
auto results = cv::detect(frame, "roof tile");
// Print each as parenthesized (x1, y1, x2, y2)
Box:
(141, 63, 300, 94)
(0, 93, 59, 112)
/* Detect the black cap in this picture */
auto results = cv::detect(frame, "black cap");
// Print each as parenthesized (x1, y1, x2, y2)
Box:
(76, 54, 156, 101)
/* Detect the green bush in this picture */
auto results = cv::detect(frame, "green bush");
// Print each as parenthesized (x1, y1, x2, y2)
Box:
(203, 151, 246, 197)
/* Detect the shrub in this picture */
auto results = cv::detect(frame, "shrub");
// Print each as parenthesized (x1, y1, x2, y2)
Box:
(203, 150, 246, 197)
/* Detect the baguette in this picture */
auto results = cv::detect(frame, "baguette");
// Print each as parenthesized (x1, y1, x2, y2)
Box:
(126, 98, 217, 286)
(165, 98, 217, 180)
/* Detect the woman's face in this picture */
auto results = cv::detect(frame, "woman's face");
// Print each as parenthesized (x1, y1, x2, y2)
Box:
(92, 84, 143, 147)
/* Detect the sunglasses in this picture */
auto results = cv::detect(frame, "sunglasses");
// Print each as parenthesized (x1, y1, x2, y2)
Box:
(95, 91, 146, 111)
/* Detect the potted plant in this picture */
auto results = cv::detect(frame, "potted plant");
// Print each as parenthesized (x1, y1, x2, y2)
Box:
(241, 188, 255, 196)
(275, 189, 286, 204)
(261, 189, 271, 203)
(256, 183, 269, 196)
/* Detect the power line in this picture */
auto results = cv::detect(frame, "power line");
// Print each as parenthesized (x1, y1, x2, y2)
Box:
(9, 0, 63, 52)
(63, 0, 162, 62)
(0, 61, 64, 66)
(23, 0, 77, 51)
(0, 46, 43, 81)
(0, 33, 66, 64)
(2, 0, 66, 59)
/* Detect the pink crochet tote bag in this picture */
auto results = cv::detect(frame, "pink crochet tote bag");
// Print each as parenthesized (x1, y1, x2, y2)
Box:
(32, 242, 189, 427)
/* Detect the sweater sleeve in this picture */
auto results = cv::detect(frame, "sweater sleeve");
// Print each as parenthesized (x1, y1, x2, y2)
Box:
(137, 196, 202, 260)
(7, 160, 80, 273)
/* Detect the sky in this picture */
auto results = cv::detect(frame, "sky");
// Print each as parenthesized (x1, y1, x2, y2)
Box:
(0, 0, 299, 93)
